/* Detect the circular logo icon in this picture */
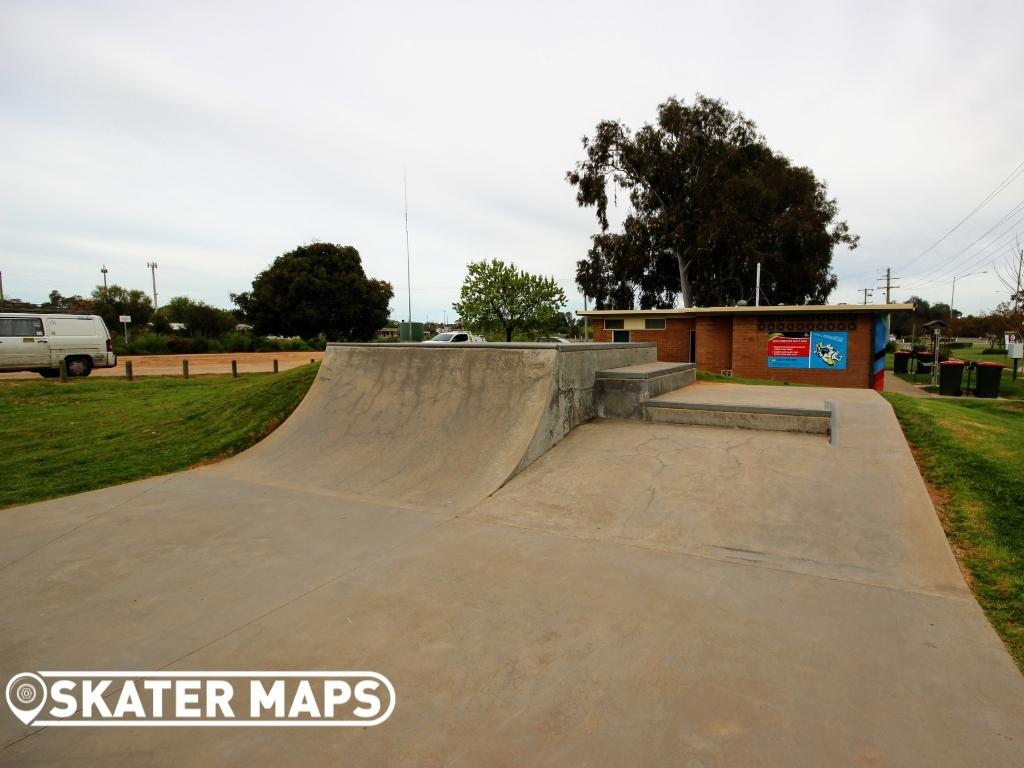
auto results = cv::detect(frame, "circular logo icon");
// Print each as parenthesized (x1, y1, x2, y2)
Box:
(5, 672, 48, 725)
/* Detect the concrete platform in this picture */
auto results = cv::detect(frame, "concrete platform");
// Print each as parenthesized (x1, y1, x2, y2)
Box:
(1, 350, 1022, 766)
(646, 381, 836, 435)
(595, 362, 696, 419)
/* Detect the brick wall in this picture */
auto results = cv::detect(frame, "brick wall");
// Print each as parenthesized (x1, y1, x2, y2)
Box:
(591, 318, 694, 362)
(695, 317, 733, 373)
(730, 315, 872, 388)
(590, 312, 877, 387)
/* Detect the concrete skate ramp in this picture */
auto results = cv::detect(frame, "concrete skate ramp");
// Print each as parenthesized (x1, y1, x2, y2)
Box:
(208, 343, 656, 513)
(3, 369, 1024, 765)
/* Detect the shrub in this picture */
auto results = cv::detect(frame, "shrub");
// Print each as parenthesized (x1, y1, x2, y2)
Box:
(127, 333, 171, 355)
(981, 347, 1008, 355)
(222, 332, 256, 352)
(166, 336, 193, 354)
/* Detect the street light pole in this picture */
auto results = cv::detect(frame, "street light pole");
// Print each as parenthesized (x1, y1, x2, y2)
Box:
(146, 262, 159, 310)
(101, 265, 108, 294)
(950, 270, 987, 320)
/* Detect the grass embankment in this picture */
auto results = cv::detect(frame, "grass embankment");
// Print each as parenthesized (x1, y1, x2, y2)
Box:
(885, 393, 1024, 668)
(0, 364, 318, 509)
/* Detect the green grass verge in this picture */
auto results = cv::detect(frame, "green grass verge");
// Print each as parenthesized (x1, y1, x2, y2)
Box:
(696, 371, 803, 386)
(885, 392, 1024, 668)
(0, 365, 318, 509)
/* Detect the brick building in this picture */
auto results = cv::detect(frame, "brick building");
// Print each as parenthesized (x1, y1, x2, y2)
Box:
(580, 304, 912, 389)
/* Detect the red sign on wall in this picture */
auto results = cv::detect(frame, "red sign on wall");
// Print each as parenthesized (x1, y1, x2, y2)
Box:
(767, 335, 810, 357)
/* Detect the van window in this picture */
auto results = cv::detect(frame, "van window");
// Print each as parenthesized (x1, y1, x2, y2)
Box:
(0, 317, 44, 336)
(50, 318, 96, 336)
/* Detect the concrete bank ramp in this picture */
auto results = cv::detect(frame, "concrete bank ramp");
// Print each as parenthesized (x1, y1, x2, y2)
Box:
(207, 343, 656, 513)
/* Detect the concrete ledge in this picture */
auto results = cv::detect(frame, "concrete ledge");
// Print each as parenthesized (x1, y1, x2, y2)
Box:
(595, 362, 696, 379)
(645, 405, 830, 434)
(643, 400, 831, 418)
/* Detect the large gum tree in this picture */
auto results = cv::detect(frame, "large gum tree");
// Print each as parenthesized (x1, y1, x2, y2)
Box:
(567, 95, 859, 308)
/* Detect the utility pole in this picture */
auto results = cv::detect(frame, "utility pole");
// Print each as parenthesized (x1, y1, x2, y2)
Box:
(404, 172, 412, 325)
(950, 270, 987, 320)
(877, 267, 900, 304)
(0, 269, 4, 303)
(859, 287, 873, 305)
(101, 264, 109, 295)
(877, 267, 900, 338)
(755, 263, 762, 306)
(146, 262, 159, 310)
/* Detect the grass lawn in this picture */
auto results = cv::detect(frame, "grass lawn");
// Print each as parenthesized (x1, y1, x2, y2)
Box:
(885, 392, 1024, 668)
(697, 371, 804, 386)
(0, 364, 318, 509)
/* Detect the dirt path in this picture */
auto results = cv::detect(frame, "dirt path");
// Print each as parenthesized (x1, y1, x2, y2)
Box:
(0, 351, 323, 380)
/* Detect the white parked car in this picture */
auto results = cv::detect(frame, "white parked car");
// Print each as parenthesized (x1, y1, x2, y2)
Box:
(422, 330, 486, 344)
(0, 313, 117, 377)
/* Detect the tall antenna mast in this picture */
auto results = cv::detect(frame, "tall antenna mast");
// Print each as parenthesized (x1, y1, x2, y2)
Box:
(404, 171, 412, 325)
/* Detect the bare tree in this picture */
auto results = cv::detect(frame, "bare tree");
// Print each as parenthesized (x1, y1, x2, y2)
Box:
(993, 236, 1024, 339)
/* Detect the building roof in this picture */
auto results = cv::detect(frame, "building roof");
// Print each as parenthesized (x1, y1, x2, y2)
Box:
(577, 303, 914, 318)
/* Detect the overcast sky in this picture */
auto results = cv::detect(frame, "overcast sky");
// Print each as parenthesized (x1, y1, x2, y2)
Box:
(2, 0, 1023, 321)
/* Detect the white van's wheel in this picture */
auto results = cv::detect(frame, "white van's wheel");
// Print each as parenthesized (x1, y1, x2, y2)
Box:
(66, 357, 93, 377)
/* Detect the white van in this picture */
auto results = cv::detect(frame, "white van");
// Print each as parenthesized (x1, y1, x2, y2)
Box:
(0, 313, 117, 377)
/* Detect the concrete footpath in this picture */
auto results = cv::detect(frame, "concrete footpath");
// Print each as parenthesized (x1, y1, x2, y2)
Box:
(1, 348, 1022, 766)
(884, 371, 940, 398)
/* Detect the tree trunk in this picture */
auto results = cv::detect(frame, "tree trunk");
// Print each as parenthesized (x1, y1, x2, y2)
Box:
(506, 326, 514, 342)
(676, 254, 693, 308)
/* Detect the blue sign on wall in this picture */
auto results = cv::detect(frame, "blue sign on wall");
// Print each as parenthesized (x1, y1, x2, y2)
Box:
(808, 331, 848, 370)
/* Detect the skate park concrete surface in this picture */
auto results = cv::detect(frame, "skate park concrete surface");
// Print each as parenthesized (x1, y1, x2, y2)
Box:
(2, 345, 1023, 766)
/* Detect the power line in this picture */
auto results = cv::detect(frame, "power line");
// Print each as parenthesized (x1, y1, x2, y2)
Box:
(901, 199, 1024, 287)
(901, 217, 1024, 293)
(899, 158, 1024, 272)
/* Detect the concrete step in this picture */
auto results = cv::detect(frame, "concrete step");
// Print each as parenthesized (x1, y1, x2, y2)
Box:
(595, 362, 696, 419)
(644, 398, 833, 436)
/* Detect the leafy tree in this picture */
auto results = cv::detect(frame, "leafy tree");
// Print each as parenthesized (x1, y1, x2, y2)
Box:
(891, 295, 956, 338)
(161, 296, 236, 337)
(41, 290, 93, 313)
(0, 296, 38, 311)
(453, 259, 567, 342)
(567, 95, 858, 308)
(231, 242, 392, 341)
(546, 311, 581, 337)
(90, 285, 154, 332)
